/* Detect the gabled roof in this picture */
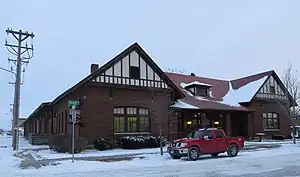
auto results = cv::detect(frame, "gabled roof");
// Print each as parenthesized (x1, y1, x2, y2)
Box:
(166, 72, 229, 101)
(230, 70, 273, 90)
(166, 72, 252, 111)
(167, 69, 296, 111)
(227, 70, 296, 106)
(51, 43, 184, 105)
(26, 102, 51, 121)
(223, 74, 269, 106)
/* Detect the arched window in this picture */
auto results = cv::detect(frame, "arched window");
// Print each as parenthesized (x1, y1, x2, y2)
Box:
(113, 107, 150, 133)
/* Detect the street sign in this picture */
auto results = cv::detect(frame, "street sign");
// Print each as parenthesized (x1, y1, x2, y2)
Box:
(68, 100, 80, 106)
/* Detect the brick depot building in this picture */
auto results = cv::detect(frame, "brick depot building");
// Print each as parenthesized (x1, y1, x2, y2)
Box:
(23, 43, 295, 143)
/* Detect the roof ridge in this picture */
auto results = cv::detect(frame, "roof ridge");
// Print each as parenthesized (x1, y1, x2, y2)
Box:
(230, 70, 274, 82)
(165, 72, 228, 82)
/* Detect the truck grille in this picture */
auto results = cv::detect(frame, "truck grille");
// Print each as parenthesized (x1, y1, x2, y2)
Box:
(172, 143, 181, 147)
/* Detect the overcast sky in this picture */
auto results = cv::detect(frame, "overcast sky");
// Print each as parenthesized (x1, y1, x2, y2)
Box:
(1, 0, 300, 130)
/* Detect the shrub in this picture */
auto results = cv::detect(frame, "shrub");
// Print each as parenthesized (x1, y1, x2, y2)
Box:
(286, 135, 293, 139)
(48, 136, 54, 150)
(120, 135, 166, 149)
(48, 134, 88, 153)
(93, 138, 117, 151)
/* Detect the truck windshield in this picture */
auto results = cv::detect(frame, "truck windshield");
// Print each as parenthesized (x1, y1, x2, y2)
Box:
(187, 130, 204, 139)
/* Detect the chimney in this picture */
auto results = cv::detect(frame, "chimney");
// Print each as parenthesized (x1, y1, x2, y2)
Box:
(191, 73, 196, 76)
(91, 64, 99, 73)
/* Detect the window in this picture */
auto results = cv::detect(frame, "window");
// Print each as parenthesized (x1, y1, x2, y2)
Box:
(61, 111, 64, 134)
(58, 113, 61, 134)
(196, 87, 208, 97)
(64, 110, 68, 133)
(127, 117, 137, 132)
(203, 131, 214, 140)
(114, 116, 125, 133)
(193, 130, 205, 139)
(191, 112, 201, 126)
(216, 130, 223, 138)
(188, 86, 209, 97)
(139, 108, 149, 132)
(270, 86, 275, 94)
(262, 112, 279, 129)
(129, 66, 140, 79)
(113, 107, 150, 133)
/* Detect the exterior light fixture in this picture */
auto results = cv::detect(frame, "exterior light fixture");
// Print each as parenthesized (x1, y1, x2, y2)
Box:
(214, 121, 219, 125)
(187, 121, 192, 125)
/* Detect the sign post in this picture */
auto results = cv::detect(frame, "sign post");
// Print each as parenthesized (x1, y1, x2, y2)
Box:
(68, 100, 79, 163)
(71, 106, 76, 162)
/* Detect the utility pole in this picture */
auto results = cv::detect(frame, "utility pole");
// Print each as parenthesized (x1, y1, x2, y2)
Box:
(5, 28, 34, 151)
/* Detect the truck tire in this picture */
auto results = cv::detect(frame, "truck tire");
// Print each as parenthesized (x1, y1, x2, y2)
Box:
(171, 155, 181, 159)
(227, 144, 238, 157)
(188, 147, 200, 161)
(211, 153, 219, 157)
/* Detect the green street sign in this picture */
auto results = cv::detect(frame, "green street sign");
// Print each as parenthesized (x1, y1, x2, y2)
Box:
(68, 100, 80, 106)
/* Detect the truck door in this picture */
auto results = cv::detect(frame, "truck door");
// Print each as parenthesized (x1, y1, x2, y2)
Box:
(215, 129, 228, 152)
(201, 130, 217, 154)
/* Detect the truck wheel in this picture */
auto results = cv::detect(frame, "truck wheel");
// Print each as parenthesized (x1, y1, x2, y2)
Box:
(211, 153, 219, 157)
(171, 155, 181, 159)
(188, 147, 200, 161)
(227, 144, 238, 157)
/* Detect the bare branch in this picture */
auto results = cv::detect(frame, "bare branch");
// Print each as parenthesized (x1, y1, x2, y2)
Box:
(167, 68, 187, 75)
(282, 62, 300, 116)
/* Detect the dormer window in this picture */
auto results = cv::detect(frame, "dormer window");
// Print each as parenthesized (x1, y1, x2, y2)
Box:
(181, 81, 213, 97)
(195, 87, 209, 97)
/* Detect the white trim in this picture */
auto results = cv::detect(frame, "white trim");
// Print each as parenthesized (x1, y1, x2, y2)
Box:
(113, 132, 151, 135)
(181, 81, 213, 88)
(264, 129, 279, 132)
(170, 100, 199, 109)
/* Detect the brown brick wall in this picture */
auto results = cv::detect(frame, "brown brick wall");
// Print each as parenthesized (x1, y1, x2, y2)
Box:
(250, 100, 292, 137)
(51, 84, 174, 143)
(80, 85, 173, 143)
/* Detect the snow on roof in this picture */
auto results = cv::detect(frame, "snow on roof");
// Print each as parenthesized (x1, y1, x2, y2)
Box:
(180, 81, 212, 88)
(170, 100, 199, 109)
(181, 87, 221, 104)
(222, 76, 268, 106)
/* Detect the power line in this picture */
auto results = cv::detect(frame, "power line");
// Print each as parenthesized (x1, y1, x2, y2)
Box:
(5, 28, 35, 151)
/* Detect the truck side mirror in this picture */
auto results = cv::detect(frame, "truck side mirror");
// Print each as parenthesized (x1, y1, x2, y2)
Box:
(203, 136, 209, 140)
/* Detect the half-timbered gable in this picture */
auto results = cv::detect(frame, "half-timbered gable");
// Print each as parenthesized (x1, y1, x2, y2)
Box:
(90, 43, 175, 91)
(255, 74, 289, 101)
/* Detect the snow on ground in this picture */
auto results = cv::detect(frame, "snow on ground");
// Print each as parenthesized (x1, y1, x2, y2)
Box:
(36, 146, 167, 160)
(0, 136, 24, 175)
(11, 143, 300, 177)
(35, 139, 295, 160)
(18, 137, 48, 150)
(1, 135, 300, 177)
(245, 139, 297, 145)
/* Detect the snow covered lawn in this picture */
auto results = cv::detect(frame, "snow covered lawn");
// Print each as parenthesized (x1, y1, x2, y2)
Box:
(27, 137, 296, 161)
(11, 143, 300, 177)
(19, 139, 48, 150)
(1, 135, 300, 176)
(35, 146, 167, 160)
(245, 139, 297, 145)
(0, 136, 25, 176)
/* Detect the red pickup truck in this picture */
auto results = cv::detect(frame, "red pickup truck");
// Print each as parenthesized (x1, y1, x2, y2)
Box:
(168, 128, 244, 161)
